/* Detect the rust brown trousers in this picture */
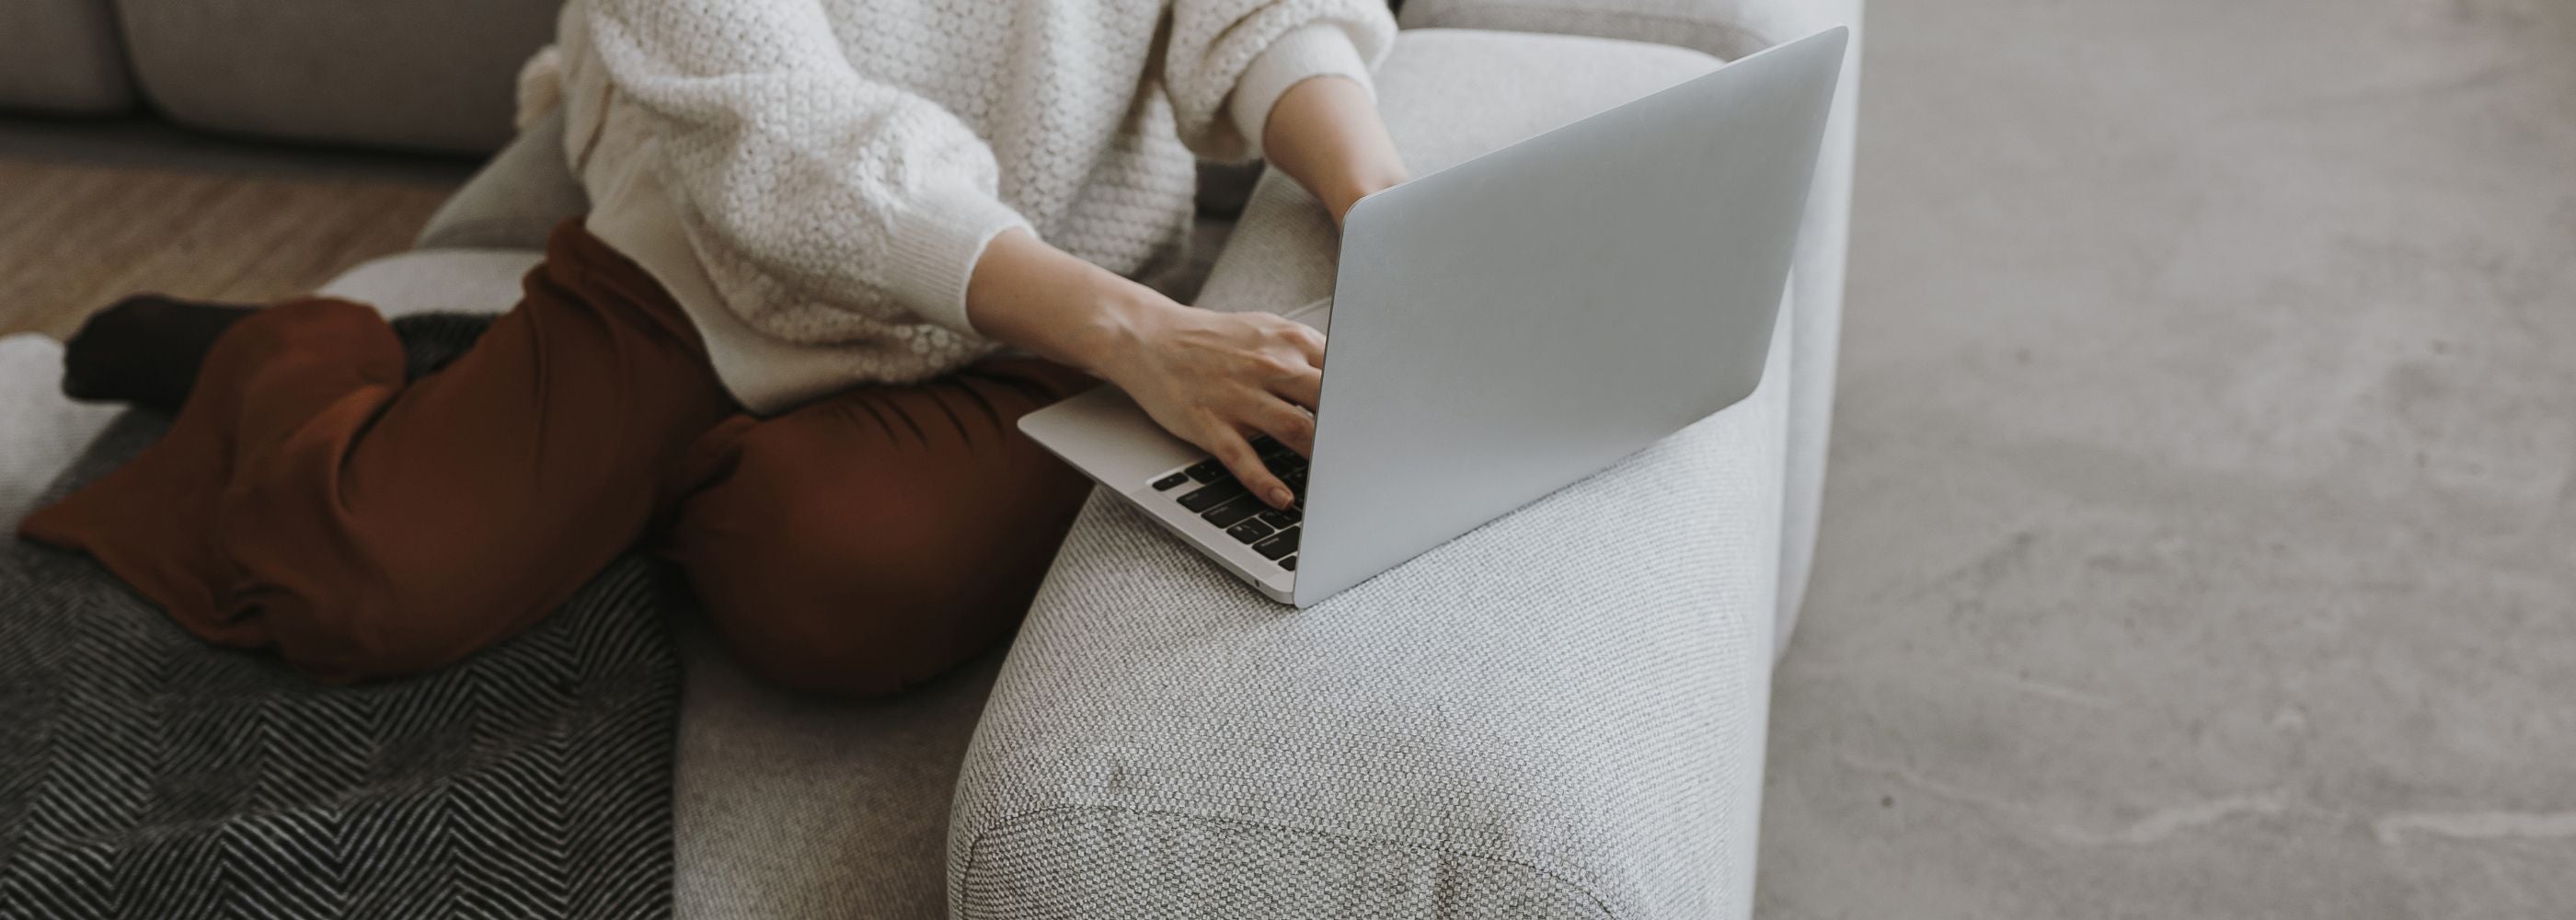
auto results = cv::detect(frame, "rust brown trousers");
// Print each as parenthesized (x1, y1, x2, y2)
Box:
(20, 222, 1096, 696)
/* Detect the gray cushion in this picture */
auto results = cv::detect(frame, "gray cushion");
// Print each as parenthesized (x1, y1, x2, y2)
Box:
(0, 335, 119, 530)
(114, 0, 558, 154)
(0, 0, 133, 114)
(667, 620, 998, 920)
(1401, 0, 1867, 648)
(316, 248, 546, 317)
(419, 109, 593, 250)
(949, 30, 1787, 918)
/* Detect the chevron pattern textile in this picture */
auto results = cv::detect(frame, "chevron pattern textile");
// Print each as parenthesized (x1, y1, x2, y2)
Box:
(0, 413, 683, 920)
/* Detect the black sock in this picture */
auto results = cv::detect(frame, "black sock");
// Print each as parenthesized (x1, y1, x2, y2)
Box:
(59, 294, 257, 414)
(59, 299, 499, 413)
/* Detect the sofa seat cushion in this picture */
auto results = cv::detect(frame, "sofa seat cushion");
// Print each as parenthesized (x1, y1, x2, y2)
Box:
(316, 248, 546, 316)
(417, 109, 595, 252)
(0, 335, 120, 528)
(950, 29, 1789, 919)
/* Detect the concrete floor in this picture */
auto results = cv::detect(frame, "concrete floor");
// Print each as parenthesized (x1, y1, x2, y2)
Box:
(1761, 0, 2575, 916)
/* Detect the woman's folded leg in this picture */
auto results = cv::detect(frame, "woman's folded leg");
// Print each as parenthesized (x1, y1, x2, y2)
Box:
(663, 357, 1096, 697)
(20, 223, 737, 683)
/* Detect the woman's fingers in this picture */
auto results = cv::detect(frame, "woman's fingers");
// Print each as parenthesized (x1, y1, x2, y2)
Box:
(1273, 319, 1327, 365)
(1266, 362, 1324, 411)
(1246, 396, 1317, 458)
(1204, 425, 1294, 509)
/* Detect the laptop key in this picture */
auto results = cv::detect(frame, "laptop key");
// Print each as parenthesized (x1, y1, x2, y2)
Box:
(1184, 459, 1227, 483)
(1225, 518, 1273, 544)
(1257, 508, 1298, 528)
(1202, 494, 1265, 528)
(1252, 526, 1299, 560)
(1151, 471, 1190, 491)
(1178, 480, 1247, 512)
(1280, 555, 1297, 571)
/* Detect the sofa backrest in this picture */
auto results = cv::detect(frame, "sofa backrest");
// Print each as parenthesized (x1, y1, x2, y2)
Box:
(115, 0, 561, 154)
(0, 0, 135, 114)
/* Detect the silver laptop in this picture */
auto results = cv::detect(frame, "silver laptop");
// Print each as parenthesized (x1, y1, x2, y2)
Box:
(1020, 27, 1847, 606)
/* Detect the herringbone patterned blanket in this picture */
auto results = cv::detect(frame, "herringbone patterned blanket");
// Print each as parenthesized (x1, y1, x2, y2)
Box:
(0, 414, 682, 919)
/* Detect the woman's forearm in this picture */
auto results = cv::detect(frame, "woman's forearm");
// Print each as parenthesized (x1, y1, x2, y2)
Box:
(960, 75, 1406, 504)
(963, 227, 1157, 375)
(1259, 75, 1409, 225)
(969, 74, 1407, 361)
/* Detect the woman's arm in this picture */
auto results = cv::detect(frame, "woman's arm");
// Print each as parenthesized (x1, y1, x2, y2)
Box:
(968, 231, 1323, 510)
(971, 65, 1410, 511)
(1259, 75, 1410, 225)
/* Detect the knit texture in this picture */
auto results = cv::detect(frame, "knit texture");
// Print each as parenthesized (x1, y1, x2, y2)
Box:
(545, 0, 1394, 410)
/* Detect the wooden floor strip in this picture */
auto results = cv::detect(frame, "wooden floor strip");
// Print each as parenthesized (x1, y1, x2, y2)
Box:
(0, 159, 454, 339)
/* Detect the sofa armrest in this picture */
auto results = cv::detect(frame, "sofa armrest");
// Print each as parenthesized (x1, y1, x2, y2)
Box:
(950, 394, 1784, 915)
(1401, 0, 1863, 650)
(949, 30, 1788, 919)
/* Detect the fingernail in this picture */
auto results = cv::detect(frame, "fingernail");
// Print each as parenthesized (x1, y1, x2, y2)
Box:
(1271, 487, 1294, 507)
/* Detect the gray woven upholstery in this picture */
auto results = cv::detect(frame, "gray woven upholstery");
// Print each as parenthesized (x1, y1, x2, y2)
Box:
(419, 109, 593, 251)
(317, 248, 546, 317)
(950, 30, 1789, 918)
(0, 336, 117, 530)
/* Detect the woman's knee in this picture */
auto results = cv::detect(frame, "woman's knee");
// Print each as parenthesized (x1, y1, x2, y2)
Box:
(675, 483, 1034, 697)
(691, 546, 1020, 698)
(667, 386, 1091, 697)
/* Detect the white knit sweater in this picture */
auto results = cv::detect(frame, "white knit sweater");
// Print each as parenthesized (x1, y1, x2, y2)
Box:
(531, 0, 1395, 412)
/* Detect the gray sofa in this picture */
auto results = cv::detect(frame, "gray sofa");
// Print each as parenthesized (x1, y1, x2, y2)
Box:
(1, 0, 1860, 915)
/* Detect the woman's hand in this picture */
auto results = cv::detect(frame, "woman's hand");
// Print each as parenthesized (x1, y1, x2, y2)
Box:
(966, 229, 1322, 509)
(1087, 301, 1323, 509)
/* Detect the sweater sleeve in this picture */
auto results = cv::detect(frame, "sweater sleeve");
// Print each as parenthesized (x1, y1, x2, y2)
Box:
(581, 0, 1029, 337)
(1166, 0, 1398, 163)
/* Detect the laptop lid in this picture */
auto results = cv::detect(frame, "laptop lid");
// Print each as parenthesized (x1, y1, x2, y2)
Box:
(1291, 27, 1847, 605)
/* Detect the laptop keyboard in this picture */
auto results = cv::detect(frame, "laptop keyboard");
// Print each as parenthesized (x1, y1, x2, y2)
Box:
(1148, 435, 1305, 571)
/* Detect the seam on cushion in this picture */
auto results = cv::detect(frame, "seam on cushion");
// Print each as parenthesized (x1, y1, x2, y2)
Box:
(959, 803, 1616, 920)
(1414, 3, 1771, 59)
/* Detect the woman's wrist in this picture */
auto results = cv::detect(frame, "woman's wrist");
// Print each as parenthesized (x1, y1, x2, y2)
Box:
(966, 227, 1175, 377)
(1052, 282, 1168, 381)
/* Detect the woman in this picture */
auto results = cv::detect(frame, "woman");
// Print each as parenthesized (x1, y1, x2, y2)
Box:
(23, 0, 1408, 695)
